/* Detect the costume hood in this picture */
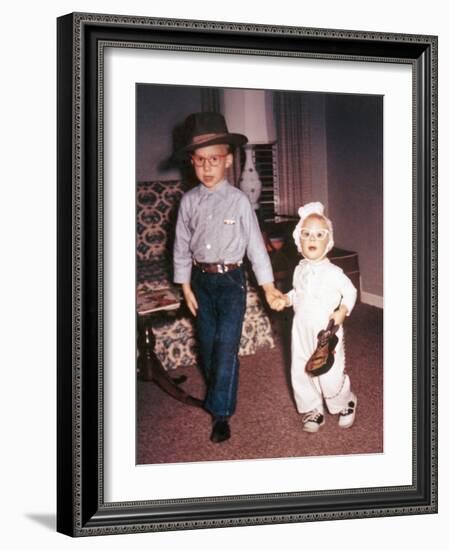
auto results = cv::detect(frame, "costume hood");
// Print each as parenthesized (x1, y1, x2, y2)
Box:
(292, 201, 334, 261)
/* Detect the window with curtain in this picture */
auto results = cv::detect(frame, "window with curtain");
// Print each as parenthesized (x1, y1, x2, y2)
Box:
(273, 91, 328, 218)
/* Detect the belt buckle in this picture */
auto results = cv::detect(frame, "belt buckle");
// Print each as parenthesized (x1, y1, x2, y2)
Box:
(217, 263, 225, 274)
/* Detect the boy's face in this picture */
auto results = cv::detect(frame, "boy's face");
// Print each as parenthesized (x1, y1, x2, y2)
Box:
(190, 144, 233, 189)
(300, 215, 330, 261)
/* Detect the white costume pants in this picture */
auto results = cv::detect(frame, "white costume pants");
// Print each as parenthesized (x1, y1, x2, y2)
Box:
(290, 324, 355, 414)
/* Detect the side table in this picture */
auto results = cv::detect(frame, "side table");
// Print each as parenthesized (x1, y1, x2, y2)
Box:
(137, 287, 203, 408)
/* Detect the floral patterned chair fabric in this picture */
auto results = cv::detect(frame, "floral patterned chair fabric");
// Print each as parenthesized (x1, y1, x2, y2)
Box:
(137, 180, 275, 371)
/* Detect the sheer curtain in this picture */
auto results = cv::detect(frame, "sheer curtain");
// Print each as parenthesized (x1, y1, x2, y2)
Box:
(200, 87, 220, 112)
(273, 92, 327, 217)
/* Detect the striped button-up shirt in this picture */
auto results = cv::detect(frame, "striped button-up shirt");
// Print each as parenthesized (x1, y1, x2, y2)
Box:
(173, 180, 274, 285)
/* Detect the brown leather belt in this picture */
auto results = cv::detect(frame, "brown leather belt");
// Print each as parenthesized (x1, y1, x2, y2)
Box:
(194, 261, 242, 274)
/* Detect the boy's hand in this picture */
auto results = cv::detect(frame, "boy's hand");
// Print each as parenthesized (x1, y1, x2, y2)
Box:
(262, 283, 285, 311)
(182, 283, 199, 317)
(270, 295, 290, 311)
(330, 305, 348, 326)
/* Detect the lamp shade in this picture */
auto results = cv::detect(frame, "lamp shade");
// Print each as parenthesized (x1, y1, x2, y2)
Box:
(222, 89, 276, 144)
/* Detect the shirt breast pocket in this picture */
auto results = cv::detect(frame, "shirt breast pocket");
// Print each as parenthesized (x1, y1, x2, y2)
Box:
(223, 217, 237, 227)
(222, 215, 239, 239)
(221, 215, 240, 256)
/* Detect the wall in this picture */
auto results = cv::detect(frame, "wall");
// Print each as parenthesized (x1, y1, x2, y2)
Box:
(2, 2, 446, 550)
(136, 84, 202, 181)
(326, 94, 383, 300)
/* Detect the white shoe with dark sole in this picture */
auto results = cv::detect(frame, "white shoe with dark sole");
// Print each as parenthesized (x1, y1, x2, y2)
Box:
(338, 396, 357, 429)
(302, 409, 325, 433)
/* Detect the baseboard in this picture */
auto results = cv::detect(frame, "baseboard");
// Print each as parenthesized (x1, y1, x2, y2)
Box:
(361, 291, 383, 309)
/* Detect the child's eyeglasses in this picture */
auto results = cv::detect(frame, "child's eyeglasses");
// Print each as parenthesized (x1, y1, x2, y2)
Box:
(299, 228, 329, 240)
(191, 154, 228, 167)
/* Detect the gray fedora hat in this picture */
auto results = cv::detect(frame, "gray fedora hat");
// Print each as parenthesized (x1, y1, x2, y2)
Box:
(174, 112, 248, 159)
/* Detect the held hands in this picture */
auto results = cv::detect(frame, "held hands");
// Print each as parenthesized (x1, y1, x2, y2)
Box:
(183, 281, 293, 315)
(270, 295, 290, 311)
(329, 304, 348, 326)
(262, 283, 290, 311)
(182, 283, 199, 317)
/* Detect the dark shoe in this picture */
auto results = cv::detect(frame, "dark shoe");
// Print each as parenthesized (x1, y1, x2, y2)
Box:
(210, 420, 231, 443)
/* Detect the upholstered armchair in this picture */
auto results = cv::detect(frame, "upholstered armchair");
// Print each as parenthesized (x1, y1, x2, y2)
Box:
(136, 179, 275, 372)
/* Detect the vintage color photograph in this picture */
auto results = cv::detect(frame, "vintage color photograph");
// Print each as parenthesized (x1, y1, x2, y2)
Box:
(135, 83, 383, 464)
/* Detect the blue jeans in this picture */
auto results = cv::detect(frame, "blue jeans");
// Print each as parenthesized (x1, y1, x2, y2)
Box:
(191, 265, 246, 418)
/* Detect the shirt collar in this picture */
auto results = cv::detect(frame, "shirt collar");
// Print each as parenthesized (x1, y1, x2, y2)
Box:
(198, 179, 229, 197)
(300, 257, 330, 268)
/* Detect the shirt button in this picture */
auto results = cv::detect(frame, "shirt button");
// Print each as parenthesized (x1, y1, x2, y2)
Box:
(206, 244, 211, 249)
(207, 215, 212, 220)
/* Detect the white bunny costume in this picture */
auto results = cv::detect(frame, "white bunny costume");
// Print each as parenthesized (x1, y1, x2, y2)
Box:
(287, 203, 357, 415)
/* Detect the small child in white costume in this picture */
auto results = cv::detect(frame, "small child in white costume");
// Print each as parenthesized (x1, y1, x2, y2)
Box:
(274, 202, 358, 433)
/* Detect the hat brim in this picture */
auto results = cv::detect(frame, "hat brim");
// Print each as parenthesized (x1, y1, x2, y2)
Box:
(174, 133, 248, 161)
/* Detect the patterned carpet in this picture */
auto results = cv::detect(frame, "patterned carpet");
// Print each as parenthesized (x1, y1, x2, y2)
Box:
(137, 303, 383, 464)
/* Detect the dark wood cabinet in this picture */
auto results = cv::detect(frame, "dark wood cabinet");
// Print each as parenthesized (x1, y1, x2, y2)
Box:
(263, 221, 360, 300)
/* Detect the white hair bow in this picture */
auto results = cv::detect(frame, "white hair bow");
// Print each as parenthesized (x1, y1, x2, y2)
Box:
(297, 201, 325, 220)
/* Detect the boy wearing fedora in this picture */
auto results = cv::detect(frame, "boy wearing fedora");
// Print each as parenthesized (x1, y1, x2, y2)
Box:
(173, 112, 283, 443)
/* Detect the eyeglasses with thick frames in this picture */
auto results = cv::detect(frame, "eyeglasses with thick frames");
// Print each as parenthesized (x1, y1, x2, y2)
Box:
(191, 153, 228, 167)
(299, 228, 330, 241)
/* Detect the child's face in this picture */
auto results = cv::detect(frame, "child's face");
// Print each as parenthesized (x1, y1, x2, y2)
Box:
(191, 144, 233, 189)
(300, 215, 330, 261)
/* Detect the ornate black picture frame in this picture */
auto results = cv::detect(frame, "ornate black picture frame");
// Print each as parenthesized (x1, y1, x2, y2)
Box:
(57, 12, 437, 536)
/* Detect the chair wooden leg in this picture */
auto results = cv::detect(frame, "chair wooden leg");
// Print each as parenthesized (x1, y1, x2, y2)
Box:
(137, 316, 203, 408)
